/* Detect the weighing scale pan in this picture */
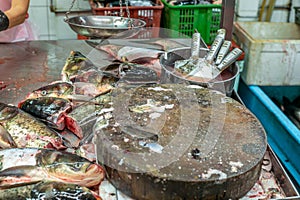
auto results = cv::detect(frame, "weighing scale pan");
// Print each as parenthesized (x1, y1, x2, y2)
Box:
(64, 15, 146, 39)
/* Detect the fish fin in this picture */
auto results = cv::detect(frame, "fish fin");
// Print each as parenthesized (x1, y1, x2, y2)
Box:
(0, 180, 41, 190)
(0, 165, 42, 177)
(0, 125, 17, 149)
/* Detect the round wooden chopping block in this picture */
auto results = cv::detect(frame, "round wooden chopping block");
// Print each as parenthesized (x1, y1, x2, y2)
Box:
(94, 84, 267, 200)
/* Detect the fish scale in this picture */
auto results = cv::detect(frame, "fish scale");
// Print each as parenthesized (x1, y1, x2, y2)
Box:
(0, 103, 65, 149)
(4, 110, 63, 149)
(0, 148, 105, 188)
(0, 181, 101, 199)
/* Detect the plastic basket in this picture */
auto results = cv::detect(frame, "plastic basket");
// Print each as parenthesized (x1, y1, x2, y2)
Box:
(89, 0, 164, 38)
(161, 0, 222, 44)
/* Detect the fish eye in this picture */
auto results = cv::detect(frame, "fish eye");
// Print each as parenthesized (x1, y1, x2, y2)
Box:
(41, 90, 47, 96)
(73, 162, 83, 170)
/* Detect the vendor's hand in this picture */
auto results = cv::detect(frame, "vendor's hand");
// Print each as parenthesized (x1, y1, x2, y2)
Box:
(0, 10, 9, 32)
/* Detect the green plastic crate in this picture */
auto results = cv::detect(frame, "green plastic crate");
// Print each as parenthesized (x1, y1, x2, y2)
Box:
(161, 0, 222, 44)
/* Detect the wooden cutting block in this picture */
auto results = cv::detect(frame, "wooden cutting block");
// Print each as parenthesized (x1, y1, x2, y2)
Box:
(94, 84, 267, 200)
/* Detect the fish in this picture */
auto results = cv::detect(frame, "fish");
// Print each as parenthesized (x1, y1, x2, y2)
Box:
(99, 62, 124, 79)
(0, 102, 65, 149)
(66, 68, 117, 98)
(18, 97, 73, 131)
(0, 148, 105, 188)
(0, 181, 102, 200)
(18, 96, 84, 144)
(21, 81, 75, 100)
(65, 91, 112, 142)
(99, 44, 163, 63)
(75, 143, 97, 162)
(61, 51, 96, 82)
(131, 38, 189, 51)
(118, 63, 159, 85)
(19, 80, 101, 105)
(0, 125, 17, 149)
(58, 128, 81, 148)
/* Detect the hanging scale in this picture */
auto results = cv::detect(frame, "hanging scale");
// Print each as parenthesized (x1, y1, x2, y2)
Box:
(65, 0, 134, 28)
(119, 0, 134, 28)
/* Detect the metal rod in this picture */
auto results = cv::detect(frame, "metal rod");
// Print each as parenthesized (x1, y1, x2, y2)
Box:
(266, 0, 276, 22)
(220, 0, 235, 41)
(259, 0, 267, 21)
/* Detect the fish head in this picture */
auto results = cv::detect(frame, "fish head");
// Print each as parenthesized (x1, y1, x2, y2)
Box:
(61, 51, 88, 81)
(22, 81, 75, 101)
(18, 97, 72, 131)
(38, 149, 104, 187)
(0, 102, 18, 121)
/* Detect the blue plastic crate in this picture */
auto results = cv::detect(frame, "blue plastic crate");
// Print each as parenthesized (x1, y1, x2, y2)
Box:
(238, 80, 300, 189)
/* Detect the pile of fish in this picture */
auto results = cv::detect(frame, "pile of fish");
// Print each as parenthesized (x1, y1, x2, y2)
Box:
(0, 39, 185, 199)
(0, 50, 114, 199)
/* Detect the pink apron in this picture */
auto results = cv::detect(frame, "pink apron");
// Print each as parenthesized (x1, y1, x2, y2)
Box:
(0, 0, 37, 43)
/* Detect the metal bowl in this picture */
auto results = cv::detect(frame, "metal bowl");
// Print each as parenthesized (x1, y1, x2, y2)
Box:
(160, 47, 240, 96)
(64, 15, 146, 39)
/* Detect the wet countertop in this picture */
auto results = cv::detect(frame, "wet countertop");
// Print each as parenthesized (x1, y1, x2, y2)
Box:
(0, 40, 100, 105)
(0, 40, 299, 199)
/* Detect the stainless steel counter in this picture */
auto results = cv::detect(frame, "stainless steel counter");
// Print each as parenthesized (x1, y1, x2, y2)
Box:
(0, 40, 299, 199)
(0, 40, 94, 105)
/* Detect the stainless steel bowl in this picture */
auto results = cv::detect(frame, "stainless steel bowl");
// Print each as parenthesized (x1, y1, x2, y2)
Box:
(160, 47, 240, 96)
(64, 15, 146, 39)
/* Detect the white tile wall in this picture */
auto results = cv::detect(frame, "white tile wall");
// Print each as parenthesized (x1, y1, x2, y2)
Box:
(290, 0, 300, 23)
(54, 13, 78, 40)
(271, 9, 290, 22)
(235, 16, 259, 22)
(28, 1, 49, 40)
(236, 0, 260, 17)
(28, 0, 91, 40)
(257, 0, 294, 22)
(30, 0, 48, 7)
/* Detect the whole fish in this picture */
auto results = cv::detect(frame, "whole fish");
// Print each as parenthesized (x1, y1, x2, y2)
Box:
(0, 102, 65, 149)
(0, 148, 105, 188)
(0, 181, 102, 200)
